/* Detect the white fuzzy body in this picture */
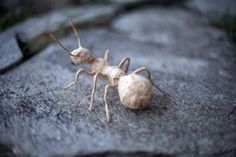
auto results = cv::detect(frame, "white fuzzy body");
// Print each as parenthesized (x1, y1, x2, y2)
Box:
(118, 74, 153, 109)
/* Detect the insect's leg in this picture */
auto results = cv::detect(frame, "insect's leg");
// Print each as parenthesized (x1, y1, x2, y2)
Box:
(132, 67, 165, 95)
(104, 49, 109, 61)
(89, 72, 99, 110)
(118, 58, 130, 73)
(63, 69, 93, 89)
(103, 84, 115, 122)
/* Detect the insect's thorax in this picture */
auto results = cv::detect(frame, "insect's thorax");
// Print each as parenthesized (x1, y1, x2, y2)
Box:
(91, 58, 107, 74)
(91, 58, 126, 86)
(102, 66, 126, 86)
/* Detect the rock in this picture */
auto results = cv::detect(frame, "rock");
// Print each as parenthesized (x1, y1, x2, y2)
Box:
(0, 5, 117, 54)
(1, 6, 236, 157)
(109, 0, 144, 4)
(108, 0, 183, 5)
(1, 0, 75, 14)
(187, 0, 236, 20)
(17, 5, 117, 43)
(113, 7, 216, 48)
(0, 37, 23, 73)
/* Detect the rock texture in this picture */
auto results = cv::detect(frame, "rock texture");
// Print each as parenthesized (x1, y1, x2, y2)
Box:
(0, 4, 236, 157)
(0, 37, 23, 73)
(187, 0, 236, 20)
(0, 5, 116, 52)
(0, 5, 117, 71)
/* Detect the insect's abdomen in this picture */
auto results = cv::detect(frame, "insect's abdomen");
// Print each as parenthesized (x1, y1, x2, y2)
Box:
(118, 74, 153, 109)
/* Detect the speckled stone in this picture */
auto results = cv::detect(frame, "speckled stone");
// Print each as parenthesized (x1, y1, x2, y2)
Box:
(0, 37, 23, 73)
(187, 0, 236, 20)
(0, 6, 236, 157)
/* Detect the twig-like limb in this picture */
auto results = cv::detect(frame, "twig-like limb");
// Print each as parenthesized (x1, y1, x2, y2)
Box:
(62, 68, 93, 90)
(132, 67, 165, 95)
(89, 72, 99, 110)
(104, 49, 109, 61)
(104, 84, 114, 122)
(118, 58, 130, 73)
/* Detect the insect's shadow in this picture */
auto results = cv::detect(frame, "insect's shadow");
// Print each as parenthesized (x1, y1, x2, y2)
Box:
(150, 93, 171, 115)
(105, 89, 171, 123)
(131, 93, 171, 116)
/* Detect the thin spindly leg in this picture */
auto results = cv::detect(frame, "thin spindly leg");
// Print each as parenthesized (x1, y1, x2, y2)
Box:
(118, 58, 130, 73)
(63, 69, 93, 89)
(89, 72, 99, 110)
(104, 49, 109, 61)
(104, 84, 115, 122)
(132, 67, 165, 95)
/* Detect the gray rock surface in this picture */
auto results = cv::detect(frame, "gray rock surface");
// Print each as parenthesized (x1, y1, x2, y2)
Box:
(0, 6, 236, 157)
(0, 5, 117, 53)
(0, 37, 23, 73)
(0, 5, 117, 72)
(17, 5, 116, 43)
(187, 0, 236, 19)
(109, 0, 144, 4)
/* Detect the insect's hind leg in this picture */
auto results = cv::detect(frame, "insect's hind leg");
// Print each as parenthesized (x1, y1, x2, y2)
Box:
(132, 67, 165, 95)
(63, 69, 93, 89)
(118, 58, 130, 73)
(89, 72, 99, 110)
(103, 84, 115, 122)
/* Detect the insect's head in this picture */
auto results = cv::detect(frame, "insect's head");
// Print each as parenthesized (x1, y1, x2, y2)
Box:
(50, 17, 95, 64)
(70, 46, 94, 64)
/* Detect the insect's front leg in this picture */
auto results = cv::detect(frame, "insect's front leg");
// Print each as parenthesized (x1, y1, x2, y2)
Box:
(132, 67, 165, 95)
(118, 58, 130, 73)
(89, 72, 100, 110)
(63, 68, 93, 90)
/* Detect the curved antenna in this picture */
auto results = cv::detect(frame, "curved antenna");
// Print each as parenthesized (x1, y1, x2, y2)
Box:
(69, 17, 81, 48)
(49, 33, 76, 57)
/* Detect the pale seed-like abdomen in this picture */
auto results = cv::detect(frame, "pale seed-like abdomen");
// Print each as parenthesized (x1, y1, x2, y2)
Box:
(118, 74, 153, 109)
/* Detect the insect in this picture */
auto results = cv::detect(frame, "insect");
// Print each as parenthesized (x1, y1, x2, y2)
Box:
(50, 18, 165, 122)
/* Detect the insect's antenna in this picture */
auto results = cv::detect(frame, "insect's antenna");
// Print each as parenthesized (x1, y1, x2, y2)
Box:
(49, 33, 76, 57)
(69, 17, 81, 48)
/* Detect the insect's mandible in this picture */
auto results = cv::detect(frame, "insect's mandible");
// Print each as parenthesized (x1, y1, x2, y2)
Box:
(50, 18, 165, 122)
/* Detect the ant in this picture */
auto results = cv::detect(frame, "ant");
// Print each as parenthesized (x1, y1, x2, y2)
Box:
(50, 18, 165, 122)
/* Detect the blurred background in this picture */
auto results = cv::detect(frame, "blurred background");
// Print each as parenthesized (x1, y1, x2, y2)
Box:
(0, 0, 235, 39)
